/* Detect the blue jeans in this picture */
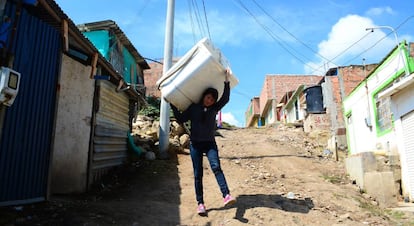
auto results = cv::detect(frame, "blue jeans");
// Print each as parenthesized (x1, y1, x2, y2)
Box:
(190, 141, 230, 205)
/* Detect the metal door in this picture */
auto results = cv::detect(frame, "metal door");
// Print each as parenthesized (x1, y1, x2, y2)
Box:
(402, 111, 414, 200)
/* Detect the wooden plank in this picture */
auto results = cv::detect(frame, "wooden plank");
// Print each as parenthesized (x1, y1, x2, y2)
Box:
(62, 19, 68, 52)
(90, 52, 98, 79)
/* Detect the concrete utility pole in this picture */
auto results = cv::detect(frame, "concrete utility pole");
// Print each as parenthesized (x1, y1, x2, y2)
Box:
(159, 0, 175, 159)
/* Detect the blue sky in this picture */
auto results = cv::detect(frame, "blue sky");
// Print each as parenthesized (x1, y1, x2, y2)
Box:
(55, 0, 414, 127)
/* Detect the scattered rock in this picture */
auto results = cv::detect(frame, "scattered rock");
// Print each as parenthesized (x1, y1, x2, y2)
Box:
(131, 116, 190, 158)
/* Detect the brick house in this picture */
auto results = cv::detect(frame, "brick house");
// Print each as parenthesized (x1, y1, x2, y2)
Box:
(259, 74, 322, 126)
(317, 64, 377, 151)
(143, 58, 179, 98)
(144, 61, 163, 98)
(279, 84, 311, 125)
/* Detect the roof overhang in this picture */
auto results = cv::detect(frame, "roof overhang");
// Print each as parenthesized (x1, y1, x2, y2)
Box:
(284, 85, 305, 110)
(378, 73, 414, 98)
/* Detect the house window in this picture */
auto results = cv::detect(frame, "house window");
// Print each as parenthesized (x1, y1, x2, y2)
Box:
(109, 35, 124, 75)
(375, 95, 392, 132)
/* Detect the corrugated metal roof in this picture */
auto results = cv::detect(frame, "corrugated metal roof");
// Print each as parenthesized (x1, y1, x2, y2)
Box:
(77, 20, 150, 70)
(36, 0, 142, 99)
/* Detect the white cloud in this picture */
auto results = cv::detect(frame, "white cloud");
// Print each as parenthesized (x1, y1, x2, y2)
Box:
(172, 7, 273, 55)
(366, 7, 395, 17)
(305, 14, 397, 74)
(220, 112, 242, 127)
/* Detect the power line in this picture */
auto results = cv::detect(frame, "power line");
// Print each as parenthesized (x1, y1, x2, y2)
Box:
(201, 0, 212, 40)
(310, 31, 373, 74)
(246, 0, 372, 74)
(395, 15, 414, 30)
(340, 31, 387, 67)
(239, 2, 414, 75)
(188, 0, 207, 40)
(135, 0, 152, 18)
(187, 0, 197, 43)
(232, 89, 254, 100)
(143, 57, 163, 65)
(340, 15, 414, 67)
(234, 0, 321, 73)
(250, 0, 334, 65)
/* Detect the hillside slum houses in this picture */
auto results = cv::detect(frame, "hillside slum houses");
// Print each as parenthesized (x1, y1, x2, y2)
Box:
(245, 41, 414, 207)
(0, 0, 149, 206)
(1, 0, 414, 210)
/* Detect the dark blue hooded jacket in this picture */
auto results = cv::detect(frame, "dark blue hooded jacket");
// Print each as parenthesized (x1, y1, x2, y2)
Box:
(171, 81, 230, 142)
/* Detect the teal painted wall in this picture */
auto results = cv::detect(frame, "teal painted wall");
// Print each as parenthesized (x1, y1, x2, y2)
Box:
(83, 30, 110, 59)
(122, 47, 137, 84)
(82, 30, 141, 86)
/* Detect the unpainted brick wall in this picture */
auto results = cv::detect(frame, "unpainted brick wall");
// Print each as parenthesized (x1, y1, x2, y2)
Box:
(259, 75, 323, 115)
(143, 62, 163, 98)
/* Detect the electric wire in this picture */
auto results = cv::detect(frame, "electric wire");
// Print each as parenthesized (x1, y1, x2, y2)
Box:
(310, 31, 373, 74)
(341, 15, 414, 67)
(187, 0, 198, 43)
(190, 0, 207, 40)
(238, 2, 414, 75)
(143, 57, 163, 65)
(250, 0, 336, 66)
(201, 0, 212, 41)
(341, 32, 388, 66)
(234, 0, 321, 73)
(246, 0, 374, 74)
(395, 15, 414, 31)
(170, 2, 412, 104)
(137, 0, 151, 16)
(233, 89, 255, 100)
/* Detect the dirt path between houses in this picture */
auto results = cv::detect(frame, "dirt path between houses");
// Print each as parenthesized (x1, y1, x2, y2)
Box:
(1, 126, 414, 225)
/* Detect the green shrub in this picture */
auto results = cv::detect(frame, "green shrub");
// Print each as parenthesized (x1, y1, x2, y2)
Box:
(139, 96, 161, 119)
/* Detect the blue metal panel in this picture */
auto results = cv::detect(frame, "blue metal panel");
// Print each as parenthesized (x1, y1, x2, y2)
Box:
(0, 5, 61, 206)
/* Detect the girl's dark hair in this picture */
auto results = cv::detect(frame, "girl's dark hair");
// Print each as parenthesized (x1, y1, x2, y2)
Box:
(200, 87, 218, 103)
(200, 87, 218, 122)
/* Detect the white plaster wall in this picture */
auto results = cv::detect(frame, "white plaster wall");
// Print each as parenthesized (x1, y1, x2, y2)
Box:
(266, 108, 274, 124)
(285, 99, 303, 123)
(343, 51, 405, 155)
(286, 107, 296, 123)
(51, 54, 94, 194)
(265, 100, 276, 124)
(344, 90, 375, 154)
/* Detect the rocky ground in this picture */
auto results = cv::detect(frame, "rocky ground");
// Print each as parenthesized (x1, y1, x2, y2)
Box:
(1, 125, 414, 225)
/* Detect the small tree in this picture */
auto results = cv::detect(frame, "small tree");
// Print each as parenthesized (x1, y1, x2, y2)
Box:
(139, 96, 161, 120)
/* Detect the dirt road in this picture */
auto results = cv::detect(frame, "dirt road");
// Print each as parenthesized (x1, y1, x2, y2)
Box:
(1, 126, 414, 225)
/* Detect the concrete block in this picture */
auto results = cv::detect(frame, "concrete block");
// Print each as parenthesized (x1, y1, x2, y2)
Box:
(364, 171, 398, 208)
(345, 152, 377, 189)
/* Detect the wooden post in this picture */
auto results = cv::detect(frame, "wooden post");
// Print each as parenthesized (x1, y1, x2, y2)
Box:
(62, 19, 69, 52)
(90, 52, 98, 79)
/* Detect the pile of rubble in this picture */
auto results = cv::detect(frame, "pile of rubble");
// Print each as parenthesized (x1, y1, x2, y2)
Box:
(131, 115, 190, 160)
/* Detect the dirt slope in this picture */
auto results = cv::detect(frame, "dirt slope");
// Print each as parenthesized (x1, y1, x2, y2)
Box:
(1, 126, 414, 226)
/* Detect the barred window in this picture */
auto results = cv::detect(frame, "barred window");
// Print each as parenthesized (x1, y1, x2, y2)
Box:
(375, 96, 393, 132)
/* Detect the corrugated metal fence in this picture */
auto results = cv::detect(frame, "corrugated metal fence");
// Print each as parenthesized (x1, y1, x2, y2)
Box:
(90, 80, 129, 186)
(0, 4, 60, 206)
